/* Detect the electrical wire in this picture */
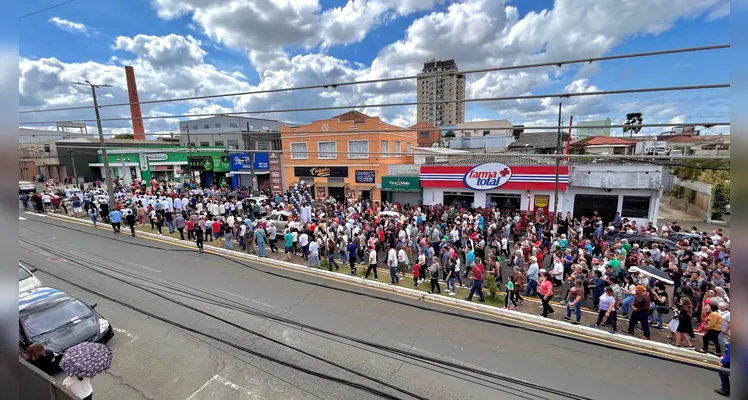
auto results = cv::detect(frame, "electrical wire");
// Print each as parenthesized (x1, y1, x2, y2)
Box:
(19, 44, 729, 114)
(19, 0, 77, 19)
(19, 83, 729, 125)
(20, 216, 724, 373)
(18, 230, 589, 400)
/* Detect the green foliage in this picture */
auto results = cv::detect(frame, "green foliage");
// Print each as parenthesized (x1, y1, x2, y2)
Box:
(686, 189, 696, 204)
(623, 112, 643, 136)
(113, 133, 134, 139)
(444, 130, 455, 138)
(668, 185, 684, 198)
(711, 181, 730, 220)
(485, 274, 498, 299)
(670, 164, 730, 184)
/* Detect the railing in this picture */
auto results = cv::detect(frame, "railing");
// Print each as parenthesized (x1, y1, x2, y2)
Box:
(18, 359, 77, 400)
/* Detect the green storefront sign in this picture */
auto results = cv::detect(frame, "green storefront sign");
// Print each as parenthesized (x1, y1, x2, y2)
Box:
(99, 149, 230, 182)
(382, 176, 420, 192)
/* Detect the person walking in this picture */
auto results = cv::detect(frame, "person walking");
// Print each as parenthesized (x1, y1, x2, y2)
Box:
(308, 238, 321, 268)
(537, 272, 554, 318)
(109, 209, 122, 233)
(154, 211, 164, 235)
(513, 266, 525, 305)
(715, 342, 730, 397)
(284, 229, 294, 261)
(562, 280, 584, 325)
(255, 225, 268, 258)
(364, 244, 378, 280)
(592, 286, 618, 334)
(387, 245, 399, 284)
(347, 239, 358, 276)
(224, 220, 233, 250)
(428, 256, 441, 294)
(124, 211, 136, 237)
(175, 213, 186, 240)
(525, 256, 539, 297)
(627, 285, 651, 340)
(165, 211, 175, 234)
(186, 218, 195, 241)
(87, 206, 98, 227)
(503, 275, 518, 309)
(465, 258, 485, 303)
(268, 222, 278, 254)
(328, 236, 340, 271)
(672, 298, 695, 348)
(194, 223, 205, 253)
(697, 303, 723, 356)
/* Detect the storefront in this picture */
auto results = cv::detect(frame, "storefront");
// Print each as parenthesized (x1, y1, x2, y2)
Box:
(94, 149, 231, 186)
(420, 162, 569, 220)
(291, 166, 377, 202)
(382, 176, 421, 206)
(227, 152, 270, 190)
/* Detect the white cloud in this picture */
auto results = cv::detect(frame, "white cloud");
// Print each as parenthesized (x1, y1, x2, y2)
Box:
(113, 34, 207, 68)
(48, 17, 93, 36)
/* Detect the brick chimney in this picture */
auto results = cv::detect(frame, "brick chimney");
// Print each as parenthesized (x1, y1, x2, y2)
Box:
(124, 66, 145, 140)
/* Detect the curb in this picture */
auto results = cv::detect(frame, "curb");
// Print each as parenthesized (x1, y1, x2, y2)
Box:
(42, 212, 720, 366)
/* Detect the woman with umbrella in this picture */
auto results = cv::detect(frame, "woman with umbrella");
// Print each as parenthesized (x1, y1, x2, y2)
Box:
(60, 342, 112, 400)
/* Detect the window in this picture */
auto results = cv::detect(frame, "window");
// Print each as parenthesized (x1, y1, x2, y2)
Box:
(187, 142, 196, 147)
(247, 124, 254, 131)
(348, 140, 369, 159)
(483, 130, 490, 136)
(318, 141, 337, 159)
(44, 144, 51, 153)
(394, 141, 402, 157)
(621, 196, 651, 218)
(256, 140, 272, 151)
(419, 131, 430, 137)
(215, 123, 222, 128)
(381, 140, 390, 157)
(204, 125, 210, 129)
(227, 139, 239, 150)
(406, 142, 412, 154)
(200, 141, 210, 147)
(262, 126, 269, 131)
(192, 125, 198, 130)
(214, 140, 224, 147)
(290, 143, 308, 159)
(229, 123, 238, 128)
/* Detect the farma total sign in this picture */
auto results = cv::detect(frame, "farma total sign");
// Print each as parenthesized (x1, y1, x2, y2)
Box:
(463, 162, 512, 190)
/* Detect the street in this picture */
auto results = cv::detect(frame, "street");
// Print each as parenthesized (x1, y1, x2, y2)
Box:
(19, 214, 723, 400)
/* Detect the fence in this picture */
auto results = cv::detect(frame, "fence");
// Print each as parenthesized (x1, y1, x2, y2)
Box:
(670, 177, 713, 221)
(19, 359, 77, 400)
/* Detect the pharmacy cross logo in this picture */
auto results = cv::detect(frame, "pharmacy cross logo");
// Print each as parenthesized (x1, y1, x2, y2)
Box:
(463, 163, 513, 190)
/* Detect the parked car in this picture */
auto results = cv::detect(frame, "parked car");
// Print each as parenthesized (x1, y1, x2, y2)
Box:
(260, 210, 292, 231)
(19, 287, 113, 353)
(667, 232, 703, 250)
(19, 181, 36, 194)
(19, 263, 42, 293)
(725, 203, 730, 214)
(607, 233, 677, 251)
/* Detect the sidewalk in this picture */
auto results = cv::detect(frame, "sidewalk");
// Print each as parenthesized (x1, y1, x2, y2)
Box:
(39, 211, 722, 367)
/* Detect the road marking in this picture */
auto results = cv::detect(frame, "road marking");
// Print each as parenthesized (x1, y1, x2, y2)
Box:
(112, 327, 139, 345)
(19, 217, 27, 220)
(186, 373, 220, 400)
(122, 260, 162, 273)
(43, 214, 719, 368)
(217, 289, 277, 309)
(25, 212, 46, 217)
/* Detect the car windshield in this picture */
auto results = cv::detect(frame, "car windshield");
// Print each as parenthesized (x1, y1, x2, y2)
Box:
(21, 299, 93, 339)
(18, 266, 32, 282)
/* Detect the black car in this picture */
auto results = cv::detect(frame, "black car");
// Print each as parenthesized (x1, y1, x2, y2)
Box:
(19, 287, 113, 353)
(607, 233, 677, 251)
(667, 232, 703, 250)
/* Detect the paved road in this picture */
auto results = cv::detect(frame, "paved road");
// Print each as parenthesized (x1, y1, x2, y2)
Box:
(19, 214, 724, 400)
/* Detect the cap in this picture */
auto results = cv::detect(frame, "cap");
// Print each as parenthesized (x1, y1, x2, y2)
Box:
(629, 267, 640, 273)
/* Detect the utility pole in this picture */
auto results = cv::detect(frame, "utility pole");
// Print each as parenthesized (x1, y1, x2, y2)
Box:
(67, 149, 78, 181)
(552, 101, 562, 230)
(73, 81, 115, 210)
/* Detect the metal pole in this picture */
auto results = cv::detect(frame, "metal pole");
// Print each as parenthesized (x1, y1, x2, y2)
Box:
(69, 150, 78, 180)
(91, 85, 116, 210)
(553, 102, 562, 226)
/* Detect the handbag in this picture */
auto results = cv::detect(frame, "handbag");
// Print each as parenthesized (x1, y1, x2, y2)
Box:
(656, 305, 670, 314)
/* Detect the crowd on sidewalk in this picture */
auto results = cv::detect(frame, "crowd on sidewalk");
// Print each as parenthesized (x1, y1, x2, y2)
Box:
(25, 178, 732, 396)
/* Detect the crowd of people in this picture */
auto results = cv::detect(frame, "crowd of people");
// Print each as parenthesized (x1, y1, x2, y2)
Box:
(24, 178, 732, 396)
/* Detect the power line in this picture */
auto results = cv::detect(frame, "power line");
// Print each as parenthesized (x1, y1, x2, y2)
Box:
(19, 0, 77, 19)
(18, 122, 731, 138)
(18, 83, 730, 125)
(18, 44, 729, 114)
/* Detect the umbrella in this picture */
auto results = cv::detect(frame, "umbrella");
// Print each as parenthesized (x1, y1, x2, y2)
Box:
(59, 342, 112, 377)
(630, 266, 674, 285)
(226, 191, 240, 198)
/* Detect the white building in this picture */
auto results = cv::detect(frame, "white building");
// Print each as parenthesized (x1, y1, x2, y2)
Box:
(178, 116, 281, 150)
(454, 119, 513, 138)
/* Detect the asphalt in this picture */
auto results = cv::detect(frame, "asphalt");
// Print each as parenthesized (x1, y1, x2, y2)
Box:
(18, 213, 726, 400)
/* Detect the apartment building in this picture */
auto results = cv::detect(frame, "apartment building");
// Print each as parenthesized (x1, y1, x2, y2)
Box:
(178, 115, 281, 150)
(416, 59, 466, 127)
(280, 111, 417, 203)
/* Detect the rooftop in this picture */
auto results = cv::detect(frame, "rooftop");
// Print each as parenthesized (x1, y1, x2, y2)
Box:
(571, 136, 637, 147)
(333, 111, 372, 123)
(433, 153, 553, 165)
(410, 121, 438, 130)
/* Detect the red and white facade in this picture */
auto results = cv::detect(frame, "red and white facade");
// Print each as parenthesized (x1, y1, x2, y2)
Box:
(420, 163, 569, 218)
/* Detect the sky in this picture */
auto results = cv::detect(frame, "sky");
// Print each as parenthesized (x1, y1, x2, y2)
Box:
(18, 0, 731, 137)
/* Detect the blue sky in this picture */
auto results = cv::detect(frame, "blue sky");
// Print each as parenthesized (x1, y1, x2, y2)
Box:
(18, 0, 731, 136)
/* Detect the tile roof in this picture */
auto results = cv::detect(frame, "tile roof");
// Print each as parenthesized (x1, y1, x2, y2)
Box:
(410, 121, 438, 130)
(333, 111, 371, 123)
(571, 136, 636, 146)
(434, 153, 554, 165)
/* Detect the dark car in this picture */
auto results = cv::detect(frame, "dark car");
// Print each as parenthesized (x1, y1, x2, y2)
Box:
(667, 232, 703, 250)
(19, 287, 113, 353)
(607, 233, 677, 251)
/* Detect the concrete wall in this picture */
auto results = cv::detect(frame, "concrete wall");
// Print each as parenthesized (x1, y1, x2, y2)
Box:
(672, 177, 713, 221)
(387, 164, 420, 176)
(569, 164, 662, 189)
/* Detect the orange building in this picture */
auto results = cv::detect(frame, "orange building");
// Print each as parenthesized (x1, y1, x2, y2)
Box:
(411, 121, 441, 147)
(281, 111, 417, 203)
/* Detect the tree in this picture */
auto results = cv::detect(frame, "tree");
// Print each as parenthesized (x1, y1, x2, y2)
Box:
(622, 113, 643, 137)
(444, 130, 455, 138)
(113, 133, 134, 139)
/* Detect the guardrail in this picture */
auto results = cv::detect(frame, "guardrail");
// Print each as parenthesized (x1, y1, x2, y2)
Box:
(19, 359, 77, 400)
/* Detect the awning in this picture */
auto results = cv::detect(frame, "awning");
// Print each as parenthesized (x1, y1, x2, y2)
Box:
(351, 184, 375, 190)
(315, 181, 347, 188)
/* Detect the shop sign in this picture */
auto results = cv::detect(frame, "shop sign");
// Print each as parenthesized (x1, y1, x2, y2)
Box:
(463, 162, 512, 190)
(145, 153, 168, 161)
(187, 156, 214, 171)
(534, 196, 549, 208)
(294, 166, 348, 178)
(355, 170, 375, 183)
(138, 153, 148, 171)
(382, 176, 420, 192)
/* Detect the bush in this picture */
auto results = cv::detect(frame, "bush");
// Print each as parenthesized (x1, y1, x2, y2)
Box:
(668, 185, 684, 198)
(711, 181, 730, 220)
(485, 274, 498, 299)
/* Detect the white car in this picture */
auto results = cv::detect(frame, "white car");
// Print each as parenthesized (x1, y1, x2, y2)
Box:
(261, 210, 292, 230)
(19, 263, 41, 293)
(19, 181, 36, 194)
